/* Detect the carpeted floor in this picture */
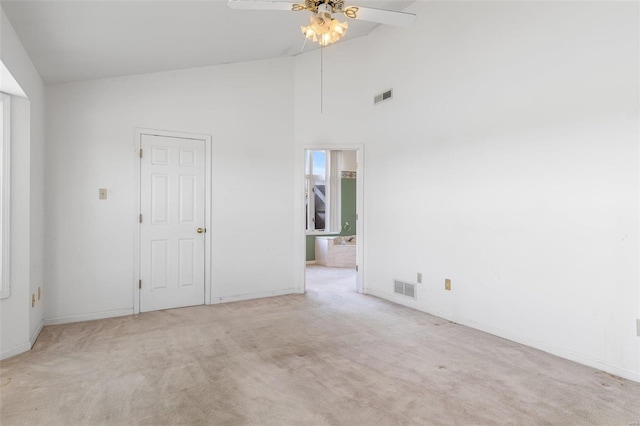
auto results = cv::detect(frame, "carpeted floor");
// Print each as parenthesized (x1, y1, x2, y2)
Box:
(1, 265, 639, 425)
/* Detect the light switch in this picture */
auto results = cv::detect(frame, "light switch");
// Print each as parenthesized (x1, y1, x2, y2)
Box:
(99, 188, 107, 200)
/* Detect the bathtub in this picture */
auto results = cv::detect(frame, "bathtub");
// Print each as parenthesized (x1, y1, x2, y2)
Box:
(315, 236, 356, 268)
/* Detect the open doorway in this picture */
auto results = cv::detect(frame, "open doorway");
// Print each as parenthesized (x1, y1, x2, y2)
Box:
(304, 148, 361, 294)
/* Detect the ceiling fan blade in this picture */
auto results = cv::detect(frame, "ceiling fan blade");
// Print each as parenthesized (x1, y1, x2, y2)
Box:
(344, 6, 416, 27)
(228, 0, 300, 12)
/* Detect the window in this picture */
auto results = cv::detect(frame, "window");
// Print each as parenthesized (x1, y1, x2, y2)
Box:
(0, 93, 10, 299)
(305, 149, 342, 233)
(306, 150, 328, 231)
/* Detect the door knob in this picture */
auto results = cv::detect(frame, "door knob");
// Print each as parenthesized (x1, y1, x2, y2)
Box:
(197, 228, 205, 234)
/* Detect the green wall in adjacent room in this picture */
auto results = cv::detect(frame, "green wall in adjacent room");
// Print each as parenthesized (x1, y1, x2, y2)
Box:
(339, 177, 356, 237)
(306, 177, 357, 261)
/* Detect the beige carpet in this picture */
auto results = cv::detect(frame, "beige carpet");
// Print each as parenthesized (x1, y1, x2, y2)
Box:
(1, 265, 639, 425)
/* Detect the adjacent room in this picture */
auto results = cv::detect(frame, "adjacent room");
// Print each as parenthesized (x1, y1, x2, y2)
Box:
(1, 0, 639, 424)
(305, 148, 360, 294)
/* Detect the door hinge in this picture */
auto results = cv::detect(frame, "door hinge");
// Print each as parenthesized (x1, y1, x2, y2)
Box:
(139, 149, 143, 158)
(139, 279, 142, 289)
(139, 214, 143, 223)
(355, 265, 359, 272)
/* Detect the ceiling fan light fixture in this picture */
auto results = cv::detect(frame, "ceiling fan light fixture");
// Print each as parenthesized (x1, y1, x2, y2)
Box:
(301, 12, 348, 46)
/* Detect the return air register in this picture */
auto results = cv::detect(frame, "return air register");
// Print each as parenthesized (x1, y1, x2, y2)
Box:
(394, 279, 416, 299)
(374, 89, 393, 105)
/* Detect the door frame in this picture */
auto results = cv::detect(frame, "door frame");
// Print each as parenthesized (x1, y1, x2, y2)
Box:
(133, 128, 212, 314)
(295, 143, 364, 294)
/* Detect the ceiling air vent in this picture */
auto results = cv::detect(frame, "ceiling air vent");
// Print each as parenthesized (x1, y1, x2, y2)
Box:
(394, 279, 416, 299)
(374, 89, 393, 105)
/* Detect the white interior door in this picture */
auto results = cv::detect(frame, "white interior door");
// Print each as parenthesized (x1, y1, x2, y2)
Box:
(139, 134, 205, 312)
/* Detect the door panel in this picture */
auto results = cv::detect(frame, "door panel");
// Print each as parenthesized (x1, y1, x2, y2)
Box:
(140, 134, 205, 312)
(179, 239, 195, 287)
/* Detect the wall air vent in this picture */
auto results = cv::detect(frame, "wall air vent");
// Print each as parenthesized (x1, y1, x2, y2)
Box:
(374, 89, 393, 105)
(394, 279, 416, 299)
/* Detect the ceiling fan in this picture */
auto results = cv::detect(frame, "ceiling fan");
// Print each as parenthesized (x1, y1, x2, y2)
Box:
(228, 0, 416, 46)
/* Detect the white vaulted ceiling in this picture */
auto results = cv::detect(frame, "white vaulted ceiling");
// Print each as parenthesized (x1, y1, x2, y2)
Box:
(1, 0, 414, 84)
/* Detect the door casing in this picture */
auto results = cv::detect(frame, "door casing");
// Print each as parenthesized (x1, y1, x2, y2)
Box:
(133, 128, 212, 314)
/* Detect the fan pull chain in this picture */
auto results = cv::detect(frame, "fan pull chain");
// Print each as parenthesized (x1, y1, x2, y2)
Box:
(320, 42, 324, 114)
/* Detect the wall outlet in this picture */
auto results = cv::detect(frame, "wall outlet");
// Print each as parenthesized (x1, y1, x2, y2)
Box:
(445, 278, 451, 291)
(99, 188, 107, 200)
(417, 273, 422, 284)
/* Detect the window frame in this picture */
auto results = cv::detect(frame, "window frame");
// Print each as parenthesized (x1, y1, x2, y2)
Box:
(305, 149, 330, 234)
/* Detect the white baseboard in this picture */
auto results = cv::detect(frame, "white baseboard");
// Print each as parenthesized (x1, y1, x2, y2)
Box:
(1, 319, 46, 361)
(44, 308, 133, 326)
(1, 342, 31, 361)
(30, 319, 44, 347)
(364, 288, 640, 383)
(453, 314, 640, 383)
(366, 287, 441, 314)
(211, 288, 299, 304)
(306, 260, 316, 265)
(0, 319, 45, 361)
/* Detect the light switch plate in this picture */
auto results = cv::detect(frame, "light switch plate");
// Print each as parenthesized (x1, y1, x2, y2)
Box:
(445, 278, 451, 291)
(99, 188, 107, 200)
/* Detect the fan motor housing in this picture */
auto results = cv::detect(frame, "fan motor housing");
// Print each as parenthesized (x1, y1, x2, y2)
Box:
(306, 0, 345, 13)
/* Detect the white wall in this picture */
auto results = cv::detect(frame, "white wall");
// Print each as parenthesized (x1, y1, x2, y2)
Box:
(45, 58, 296, 322)
(295, 1, 640, 381)
(0, 7, 46, 358)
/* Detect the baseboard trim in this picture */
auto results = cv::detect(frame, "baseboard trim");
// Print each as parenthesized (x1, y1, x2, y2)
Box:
(452, 314, 640, 383)
(0, 319, 45, 361)
(364, 288, 640, 383)
(29, 319, 44, 348)
(211, 288, 299, 304)
(44, 308, 134, 326)
(1, 342, 30, 360)
(366, 287, 445, 314)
